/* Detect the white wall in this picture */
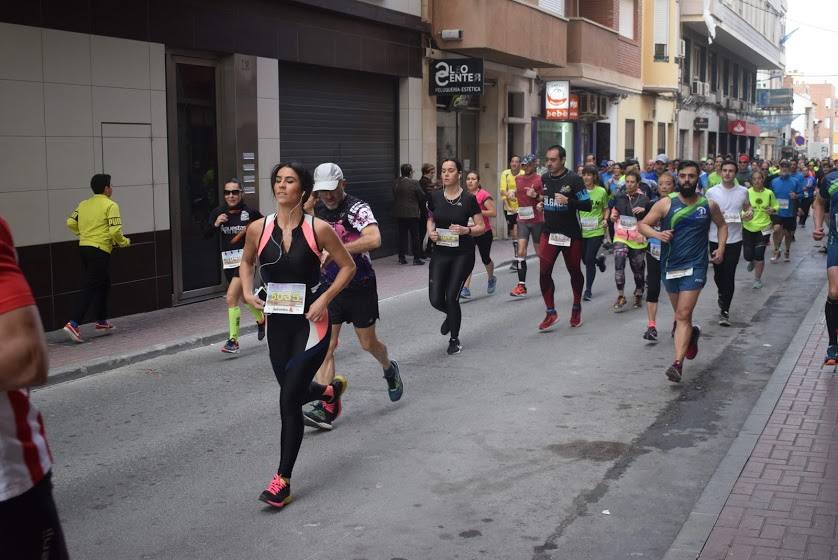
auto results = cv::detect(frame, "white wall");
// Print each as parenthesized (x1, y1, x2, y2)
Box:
(257, 57, 280, 216)
(0, 22, 167, 247)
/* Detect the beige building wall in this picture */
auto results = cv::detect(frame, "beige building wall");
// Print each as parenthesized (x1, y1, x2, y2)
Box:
(640, 0, 680, 91)
(616, 94, 677, 163)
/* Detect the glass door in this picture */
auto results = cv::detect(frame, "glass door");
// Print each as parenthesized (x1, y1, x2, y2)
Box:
(168, 56, 224, 301)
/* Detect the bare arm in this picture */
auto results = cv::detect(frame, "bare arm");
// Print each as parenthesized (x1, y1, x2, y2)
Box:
(709, 200, 728, 264)
(240, 218, 264, 308)
(344, 224, 382, 255)
(638, 197, 672, 241)
(0, 305, 48, 391)
(481, 197, 497, 218)
(813, 192, 827, 240)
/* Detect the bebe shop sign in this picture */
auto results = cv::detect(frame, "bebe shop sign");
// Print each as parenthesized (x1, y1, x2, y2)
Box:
(430, 58, 484, 95)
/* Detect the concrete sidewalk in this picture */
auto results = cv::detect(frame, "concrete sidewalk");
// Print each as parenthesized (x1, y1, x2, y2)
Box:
(666, 282, 838, 560)
(46, 238, 523, 383)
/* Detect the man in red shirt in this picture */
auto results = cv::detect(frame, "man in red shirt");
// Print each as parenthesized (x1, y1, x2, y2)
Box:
(510, 153, 544, 297)
(0, 216, 68, 559)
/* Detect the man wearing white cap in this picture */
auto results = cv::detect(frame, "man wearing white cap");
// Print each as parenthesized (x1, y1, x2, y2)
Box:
(303, 163, 403, 431)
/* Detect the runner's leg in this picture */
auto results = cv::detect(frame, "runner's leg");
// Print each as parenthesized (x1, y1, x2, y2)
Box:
(561, 239, 585, 306)
(538, 233, 560, 310)
(354, 324, 390, 370)
(672, 290, 701, 363)
(314, 323, 343, 386)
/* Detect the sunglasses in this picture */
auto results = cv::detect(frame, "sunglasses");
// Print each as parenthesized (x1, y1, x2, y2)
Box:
(224, 189, 241, 195)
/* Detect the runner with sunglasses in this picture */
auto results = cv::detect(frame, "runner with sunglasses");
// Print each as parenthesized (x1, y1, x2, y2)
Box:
(209, 179, 266, 354)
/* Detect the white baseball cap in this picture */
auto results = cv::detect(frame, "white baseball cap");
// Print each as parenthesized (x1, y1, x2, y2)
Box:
(313, 163, 344, 192)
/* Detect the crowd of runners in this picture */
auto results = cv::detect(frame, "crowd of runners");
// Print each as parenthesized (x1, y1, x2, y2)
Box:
(39, 148, 838, 515)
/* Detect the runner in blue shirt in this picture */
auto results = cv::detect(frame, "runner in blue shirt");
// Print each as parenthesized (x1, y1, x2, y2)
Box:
(640, 160, 727, 383)
(798, 164, 816, 227)
(768, 160, 803, 262)
(812, 167, 838, 365)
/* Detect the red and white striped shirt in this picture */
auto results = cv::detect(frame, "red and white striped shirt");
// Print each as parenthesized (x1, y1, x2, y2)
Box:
(0, 217, 52, 501)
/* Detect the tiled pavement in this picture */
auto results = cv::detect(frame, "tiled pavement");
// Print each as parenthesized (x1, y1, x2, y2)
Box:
(697, 318, 838, 560)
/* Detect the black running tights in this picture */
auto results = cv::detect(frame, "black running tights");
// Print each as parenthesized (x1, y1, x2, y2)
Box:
(266, 314, 331, 478)
(582, 236, 604, 292)
(429, 250, 475, 339)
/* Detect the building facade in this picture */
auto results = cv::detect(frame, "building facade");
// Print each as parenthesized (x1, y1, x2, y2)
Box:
(0, 1, 425, 330)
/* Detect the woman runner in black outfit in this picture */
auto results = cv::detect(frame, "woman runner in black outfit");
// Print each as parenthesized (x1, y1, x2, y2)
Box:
(427, 158, 485, 355)
(240, 162, 355, 508)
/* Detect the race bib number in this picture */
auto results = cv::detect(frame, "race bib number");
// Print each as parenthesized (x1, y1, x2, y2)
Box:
(436, 228, 459, 248)
(761, 228, 773, 236)
(665, 267, 694, 280)
(264, 283, 306, 315)
(778, 199, 790, 210)
(548, 233, 571, 246)
(221, 249, 243, 269)
(724, 212, 742, 223)
(619, 216, 638, 230)
(518, 205, 535, 220)
(580, 216, 599, 231)
(649, 239, 661, 260)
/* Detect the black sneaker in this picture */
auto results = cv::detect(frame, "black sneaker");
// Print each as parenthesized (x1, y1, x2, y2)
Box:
(398, 257, 408, 265)
(719, 310, 731, 327)
(259, 474, 292, 508)
(643, 326, 658, 342)
(582, 290, 592, 302)
(447, 338, 462, 355)
(665, 361, 683, 383)
(597, 255, 606, 273)
(257, 319, 266, 341)
(413, 258, 425, 265)
(303, 401, 337, 430)
(384, 360, 403, 402)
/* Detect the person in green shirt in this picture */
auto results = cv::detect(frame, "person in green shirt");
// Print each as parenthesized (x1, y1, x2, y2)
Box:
(579, 165, 609, 301)
(707, 156, 723, 188)
(63, 173, 131, 342)
(742, 169, 778, 289)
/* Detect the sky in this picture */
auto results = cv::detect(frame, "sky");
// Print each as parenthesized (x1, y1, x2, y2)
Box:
(784, 0, 838, 88)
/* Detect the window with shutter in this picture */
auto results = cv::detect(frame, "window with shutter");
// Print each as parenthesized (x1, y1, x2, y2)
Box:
(619, 0, 635, 39)
(653, 0, 669, 60)
(538, 0, 565, 17)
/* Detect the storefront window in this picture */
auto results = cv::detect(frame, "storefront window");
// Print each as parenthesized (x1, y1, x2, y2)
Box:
(436, 108, 478, 171)
(534, 120, 574, 168)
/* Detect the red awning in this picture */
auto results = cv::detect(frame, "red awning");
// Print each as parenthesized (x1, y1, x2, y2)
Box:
(728, 120, 760, 136)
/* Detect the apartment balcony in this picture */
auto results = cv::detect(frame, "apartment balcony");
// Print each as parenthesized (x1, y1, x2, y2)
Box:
(431, 0, 567, 68)
(539, 18, 642, 94)
(681, 0, 784, 70)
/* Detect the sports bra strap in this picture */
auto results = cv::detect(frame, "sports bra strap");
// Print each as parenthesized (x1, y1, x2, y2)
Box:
(301, 214, 321, 258)
(257, 213, 321, 258)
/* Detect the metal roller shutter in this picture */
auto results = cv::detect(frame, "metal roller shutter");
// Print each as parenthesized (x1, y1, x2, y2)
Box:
(278, 62, 398, 257)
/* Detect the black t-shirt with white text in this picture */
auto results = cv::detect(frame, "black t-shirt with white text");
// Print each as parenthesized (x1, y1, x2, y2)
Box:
(428, 189, 481, 254)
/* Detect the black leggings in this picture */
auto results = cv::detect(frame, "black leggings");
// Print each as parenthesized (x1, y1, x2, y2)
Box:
(0, 473, 69, 560)
(614, 244, 645, 293)
(475, 231, 493, 266)
(429, 250, 475, 339)
(798, 197, 813, 225)
(266, 313, 331, 478)
(742, 229, 769, 262)
(709, 241, 742, 313)
(646, 252, 661, 303)
(582, 236, 604, 292)
(72, 245, 111, 323)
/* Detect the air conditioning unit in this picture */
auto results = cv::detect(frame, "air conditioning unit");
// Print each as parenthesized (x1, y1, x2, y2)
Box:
(597, 95, 609, 118)
(691, 81, 709, 96)
(578, 93, 596, 115)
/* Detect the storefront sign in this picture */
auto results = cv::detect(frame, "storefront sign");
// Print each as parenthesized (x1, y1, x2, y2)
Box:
(569, 94, 579, 121)
(756, 88, 793, 108)
(727, 120, 760, 136)
(430, 58, 484, 95)
(694, 117, 709, 130)
(545, 81, 570, 120)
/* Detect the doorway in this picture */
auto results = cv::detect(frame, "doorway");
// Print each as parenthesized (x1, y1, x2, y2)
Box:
(167, 56, 224, 302)
(596, 122, 610, 162)
(436, 109, 479, 172)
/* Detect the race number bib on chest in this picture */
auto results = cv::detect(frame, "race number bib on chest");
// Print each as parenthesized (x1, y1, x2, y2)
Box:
(778, 199, 790, 210)
(436, 228, 459, 248)
(580, 216, 599, 231)
(619, 216, 638, 230)
(221, 249, 243, 269)
(264, 283, 306, 315)
(665, 267, 693, 280)
(548, 233, 571, 246)
(517, 205, 535, 220)
(723, 212, 742, 223)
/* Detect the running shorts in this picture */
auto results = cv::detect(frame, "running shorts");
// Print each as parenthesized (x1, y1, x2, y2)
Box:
(475, 231, 493, 265)
(505, 211, 518, 229)
(661, 266, 707, 293)
(224, 267, 240, 283)
(771, 215, 796, 232)
(828, 237, 838, 269)
(324, 280, 380, 328)
(517, 221, 544, 246)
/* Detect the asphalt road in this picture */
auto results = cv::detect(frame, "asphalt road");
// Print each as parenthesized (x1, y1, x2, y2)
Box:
(36, 235, 826, 560)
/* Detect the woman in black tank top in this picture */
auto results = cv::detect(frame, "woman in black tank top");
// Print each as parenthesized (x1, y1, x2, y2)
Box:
(239, 162, 355, 509)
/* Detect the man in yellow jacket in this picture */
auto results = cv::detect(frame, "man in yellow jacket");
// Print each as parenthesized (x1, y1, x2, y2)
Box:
(63, 174, 130, 342)
(499, 155, 523, 271)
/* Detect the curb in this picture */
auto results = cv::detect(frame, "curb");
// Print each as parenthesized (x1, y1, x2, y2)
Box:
(47, 324, 259, 386)
(662, 280, 828, 560)
(47, 254, 534, 385)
